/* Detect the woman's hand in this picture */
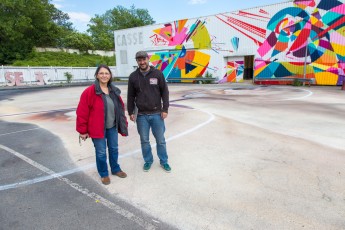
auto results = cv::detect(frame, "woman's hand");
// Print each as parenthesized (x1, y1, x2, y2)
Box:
(79, 133, 89, 141)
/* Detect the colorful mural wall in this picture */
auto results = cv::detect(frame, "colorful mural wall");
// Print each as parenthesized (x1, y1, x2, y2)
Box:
(255, 0, 345, 85)
(219, 60, 244, 83)
(115, 0, 345, 85)
(149, 19, 212, 80)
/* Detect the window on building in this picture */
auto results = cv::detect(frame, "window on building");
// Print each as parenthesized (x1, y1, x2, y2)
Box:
(120, 50, 128, 64)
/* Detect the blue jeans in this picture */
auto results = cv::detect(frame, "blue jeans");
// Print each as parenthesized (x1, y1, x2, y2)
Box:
(92, 126, 121, 178)
(136, 114, 168, 165)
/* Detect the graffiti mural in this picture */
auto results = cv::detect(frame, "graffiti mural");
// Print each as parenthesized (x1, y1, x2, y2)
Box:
(219, 60, 244, 83)
(216, 11, 269, 46)
(149, 19, 211, 79)
(255, 0, 345, 85)
(115, 0, 344, 86)
(216, 9, 270, 83)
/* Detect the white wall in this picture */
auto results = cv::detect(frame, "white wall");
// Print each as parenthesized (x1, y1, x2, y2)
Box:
(35, 47, 115, 57)
(114, 1, 291, 80)
(0, 66, 118, 87)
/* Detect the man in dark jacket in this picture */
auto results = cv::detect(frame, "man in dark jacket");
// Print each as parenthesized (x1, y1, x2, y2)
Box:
(127, 51, 171, 173)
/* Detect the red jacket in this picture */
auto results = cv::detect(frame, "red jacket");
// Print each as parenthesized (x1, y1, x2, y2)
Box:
(76, 82, 128, 138)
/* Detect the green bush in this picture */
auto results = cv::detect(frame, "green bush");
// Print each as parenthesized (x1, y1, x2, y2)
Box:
(292, 78, 303, 86)
(203, 71, 214, 84)
(64, 72, 73, 83)
(12, 51, 115, 67)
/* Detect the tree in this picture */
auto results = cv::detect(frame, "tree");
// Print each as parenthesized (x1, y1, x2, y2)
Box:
(87, 5, 155, 50)
(63, 32, 95, 52)
(52, 8, 73, 30)
(0, 0, 74, 64)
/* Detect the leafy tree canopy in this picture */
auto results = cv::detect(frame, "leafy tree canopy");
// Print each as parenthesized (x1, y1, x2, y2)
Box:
(0, 0, 74, 64)
(0, 2, 155, 64)
(87, 5, 155, 50)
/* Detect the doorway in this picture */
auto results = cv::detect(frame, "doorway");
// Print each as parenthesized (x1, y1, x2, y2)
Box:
(243, 55, 254, 80)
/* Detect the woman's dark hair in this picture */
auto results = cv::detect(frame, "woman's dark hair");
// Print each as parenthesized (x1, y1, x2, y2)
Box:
(94, 64, 113, 84)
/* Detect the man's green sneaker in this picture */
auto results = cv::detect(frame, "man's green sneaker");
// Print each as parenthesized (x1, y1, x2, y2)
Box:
(161, 163, 171, 173)
(143, 163, 152, 172)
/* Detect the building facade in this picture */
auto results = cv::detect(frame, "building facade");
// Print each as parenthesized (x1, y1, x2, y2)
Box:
(114, 0, 345, 86)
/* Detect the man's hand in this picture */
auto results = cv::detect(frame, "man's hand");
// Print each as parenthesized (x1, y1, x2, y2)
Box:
(161, 112, 168, 120)
(130, 114, 135, 122)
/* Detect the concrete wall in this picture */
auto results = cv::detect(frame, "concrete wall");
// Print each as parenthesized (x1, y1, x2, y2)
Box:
(35, 47, 115, 57)
(114, 0, 345, 86)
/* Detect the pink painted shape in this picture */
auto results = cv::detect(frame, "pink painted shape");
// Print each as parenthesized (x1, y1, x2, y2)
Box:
(330, 31, 345, 46)
(5, 72, 15, 86)
(14, 72, 24, 86)
(35, 72, 45, 85)
(156, 25, 188, 46)
(338, 62, 345, 68)
(5, 72, 23, 86)
(257, 40, 272, 57)
(295, 0, 315, 7)
(331, 4, 345, 14)
(254, 60, 268, 69)
(169, 27, 188, 46)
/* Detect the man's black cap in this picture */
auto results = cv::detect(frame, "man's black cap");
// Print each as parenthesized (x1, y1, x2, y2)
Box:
(135, 51, 148, 59)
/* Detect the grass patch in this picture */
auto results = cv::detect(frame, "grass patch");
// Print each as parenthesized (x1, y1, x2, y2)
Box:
(12, 51, 115, 67)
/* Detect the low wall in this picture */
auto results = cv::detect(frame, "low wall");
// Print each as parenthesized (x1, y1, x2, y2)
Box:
(35, 47, 115, 57)
(0, 66, 118, 87)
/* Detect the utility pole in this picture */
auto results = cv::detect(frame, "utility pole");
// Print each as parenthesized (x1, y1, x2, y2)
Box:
(303, 38, 309, 87)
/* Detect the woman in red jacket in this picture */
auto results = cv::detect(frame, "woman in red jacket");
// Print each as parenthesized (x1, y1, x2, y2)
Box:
(76, 64, 128, 185)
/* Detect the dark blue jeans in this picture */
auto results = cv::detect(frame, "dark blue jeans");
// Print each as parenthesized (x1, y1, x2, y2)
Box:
(136, 114, 168, 165)
(92, 126, 121, 178)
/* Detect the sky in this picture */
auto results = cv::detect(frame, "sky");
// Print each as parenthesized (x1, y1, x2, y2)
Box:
(52, 0, 291, 33)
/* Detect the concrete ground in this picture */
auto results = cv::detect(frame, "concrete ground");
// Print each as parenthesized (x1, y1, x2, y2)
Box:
(0, 83, 345, 230)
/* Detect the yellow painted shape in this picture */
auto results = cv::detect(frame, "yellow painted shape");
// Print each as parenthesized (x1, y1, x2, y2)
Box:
(310, 16, 318, 25)
(314, 50, 337, 64)
(311, 62, 338, 69)
(191, 23, 211, 49)
(331, 43, 345, 56)
(294, 30, 301, 36)
(254, 65, 267, 76)
(314, 72, 338, 85)
(336, 26, 345, 36)
(282, 62, 306, 75)
(182, 51, 210, 78)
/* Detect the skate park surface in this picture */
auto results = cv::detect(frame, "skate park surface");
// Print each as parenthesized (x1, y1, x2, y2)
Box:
(1, 83, 344, 230)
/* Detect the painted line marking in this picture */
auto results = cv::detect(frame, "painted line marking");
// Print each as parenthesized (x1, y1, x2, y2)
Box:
(0, 128, 41, 137)
(0, 108, 75, 118)
(276, 88, 313, 101)
(0, 144, 156, 230)
(0, 164, 95, 191)
(202, 86, 314, 102)
(0, 108, 214, 191)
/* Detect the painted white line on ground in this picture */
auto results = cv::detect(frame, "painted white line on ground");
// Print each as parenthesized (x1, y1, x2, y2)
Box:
(0, 108, 215, 191)
(0, 108, 75, 118)
(0, 144, 156, 230)
(166, 109, 215, 142)
(277, 88, 313, 101)
(0, 163, 94, 191)
(0, 128, 41, 137)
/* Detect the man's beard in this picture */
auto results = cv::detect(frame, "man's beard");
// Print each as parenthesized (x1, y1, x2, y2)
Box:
(139, 63, 149, 71)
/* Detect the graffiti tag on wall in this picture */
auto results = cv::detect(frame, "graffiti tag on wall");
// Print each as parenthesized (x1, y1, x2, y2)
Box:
(3, 72, 50, 86)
